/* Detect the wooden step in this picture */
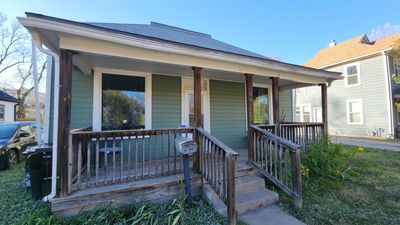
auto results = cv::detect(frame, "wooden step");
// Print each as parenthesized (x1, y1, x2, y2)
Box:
(236, 188, 279, 215)
(235, 174, 265, 195)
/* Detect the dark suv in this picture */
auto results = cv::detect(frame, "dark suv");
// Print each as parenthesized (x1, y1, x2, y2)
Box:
(0, 122, 37, 170)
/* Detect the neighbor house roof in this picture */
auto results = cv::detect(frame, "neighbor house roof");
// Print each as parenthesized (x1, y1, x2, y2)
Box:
(0, 90, 19, 103)
(304, 33, 400, 69)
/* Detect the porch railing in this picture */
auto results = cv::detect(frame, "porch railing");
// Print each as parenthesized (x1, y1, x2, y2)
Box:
(195, 128, 238, 225)
(249, 125, 302, 208)
(68, 127, 194, 193)
(257, 122, 324, 151)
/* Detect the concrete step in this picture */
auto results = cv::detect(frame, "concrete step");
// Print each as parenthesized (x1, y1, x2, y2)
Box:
(235, 160, 259, 177)
(235, 174, 265, 195)
(236, 188, 279, 215)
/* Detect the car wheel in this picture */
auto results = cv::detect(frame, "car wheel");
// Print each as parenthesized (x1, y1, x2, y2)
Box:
(8, 150, 18, 167)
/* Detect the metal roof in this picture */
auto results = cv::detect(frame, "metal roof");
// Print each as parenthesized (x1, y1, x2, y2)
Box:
(86, 22, 268, 59)
(0, 90, 19, 103)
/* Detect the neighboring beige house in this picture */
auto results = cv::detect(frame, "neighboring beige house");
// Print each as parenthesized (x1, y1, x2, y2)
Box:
(0, 90, 19, 122)
(295, 33, 400, 138)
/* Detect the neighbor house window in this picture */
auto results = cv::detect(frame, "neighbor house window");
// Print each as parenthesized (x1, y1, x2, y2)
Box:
(346, 99, 363, 124)
(102, 74, 145, 130)
(253, 87, 269, 124)
(295, 104, 311, 122)
(397, 103, 400, 125)
(0, 104, 4, 121)
(345, 63, 360, 86)
(296, 88, 305, 95)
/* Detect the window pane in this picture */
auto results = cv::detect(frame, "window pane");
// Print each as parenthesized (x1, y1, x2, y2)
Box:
(349, 101, 361, 113)
(188, 94, 204, 128)
(350, 112, 361, 123)
(102, 74, 145, 130)
(253, 87, 269, 124)
(347, 75, 359, 85)
(303, 114, 311, 122)
(347, 65, 358, 75)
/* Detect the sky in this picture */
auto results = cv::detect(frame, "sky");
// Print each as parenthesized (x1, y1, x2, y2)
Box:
(2, 0, 400, 65)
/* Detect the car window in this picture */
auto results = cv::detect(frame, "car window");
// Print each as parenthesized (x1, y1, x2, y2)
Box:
(0, 124, 18, 139)
(20, 125, 32, 134)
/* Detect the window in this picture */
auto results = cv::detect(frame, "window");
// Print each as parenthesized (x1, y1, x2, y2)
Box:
(313, 107, 322, 123)
(102, 74, 145, 130)
(253, 87, 269, 124)
(396, 103, 400, 125)
(346, 99, 363, 124)
(344, 63, 360, 86)
(0, 104, 4, 121)
(295, 104, 311, 122)
(296, 88, 305, 95)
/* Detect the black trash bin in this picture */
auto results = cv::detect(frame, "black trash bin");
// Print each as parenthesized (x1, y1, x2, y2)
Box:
(24, 146, 52, 200)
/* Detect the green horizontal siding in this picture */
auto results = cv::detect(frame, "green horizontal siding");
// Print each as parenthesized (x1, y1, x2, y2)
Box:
(152, 75, 181, 129)
(71, 68, 93, 129)
(210, 80, 246, 150)
(279, 89, 293, 122)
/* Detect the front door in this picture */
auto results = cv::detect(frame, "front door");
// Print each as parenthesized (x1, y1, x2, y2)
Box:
(181, 78, 210, 132)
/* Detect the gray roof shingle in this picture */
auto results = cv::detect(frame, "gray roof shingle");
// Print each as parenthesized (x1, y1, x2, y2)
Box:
(0, 90, 19, 103)
(86, 22, 268, 59)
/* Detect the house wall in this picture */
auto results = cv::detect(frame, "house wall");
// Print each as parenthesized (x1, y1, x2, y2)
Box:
(151, 75, 181, 129)
(296, 55, 391, 137)
(71, 68, 94, 129)
(0, 100, 16, 122)
(210, 80, 247, 150)
(279, 89, 293, 122)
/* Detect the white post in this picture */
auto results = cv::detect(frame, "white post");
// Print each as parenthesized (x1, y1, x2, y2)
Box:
(32, 36, 42, 146)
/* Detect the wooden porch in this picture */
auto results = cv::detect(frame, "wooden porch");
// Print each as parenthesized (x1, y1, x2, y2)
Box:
(54, 51, 329, 225)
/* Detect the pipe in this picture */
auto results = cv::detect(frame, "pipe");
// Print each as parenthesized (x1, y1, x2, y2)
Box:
(43, 55, 53, 144)
(32, 34, 60, 201)
(31, 36, 42, 146)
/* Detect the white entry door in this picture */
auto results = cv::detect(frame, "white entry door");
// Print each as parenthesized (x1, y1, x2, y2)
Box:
(181, 78, 210, 132)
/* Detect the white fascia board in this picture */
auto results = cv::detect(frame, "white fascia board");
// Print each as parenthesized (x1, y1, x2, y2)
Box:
(18, 16, 339, 81)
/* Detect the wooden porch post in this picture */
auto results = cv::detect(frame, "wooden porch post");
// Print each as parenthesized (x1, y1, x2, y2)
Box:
(57, 49, 73, 197)
(320, 83, 328, 136)
(193, 66, 202, 172)
(271, 77, 280, 136)
(245, 74, 254, 162)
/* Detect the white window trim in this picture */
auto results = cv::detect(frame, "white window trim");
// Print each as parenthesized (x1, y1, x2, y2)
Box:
(346, 98, 364, 125)
(313, 107, 322, 123)
(296, 88, 306, 95)
(296, 104, 312, 122)
(92, 67, 152, 131)
(181, 77, 211, 132)
(253, 83, 273, 125)
(0, 104, 4, 121)
(344, 62, 361, 87)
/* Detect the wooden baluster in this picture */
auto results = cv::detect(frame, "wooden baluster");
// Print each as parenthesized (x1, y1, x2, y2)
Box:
(226, 156, 236, 225)
(133, 135, 137, 180)
(155, 133, 159, 177)
(95, 137, 99, 186)
(279, 144, 283, 181)
(161, 131, 165, 176)
(104, 137, 108, 184)
(120, 137, 124, 182)
(77, 139, 82, 189)
(142, 135, 145, 178)
(167, 130, 171, 175)
(174, 132, 177, 173)
(112, 136, 116, 183)
(87, 137, 91, 187)
(127, 136, 131, 180)
(222, 152, 227, 201)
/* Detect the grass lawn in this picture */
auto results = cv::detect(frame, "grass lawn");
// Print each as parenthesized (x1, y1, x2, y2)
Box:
(0, 162, 231, 225)
(281, 147, 400, 225)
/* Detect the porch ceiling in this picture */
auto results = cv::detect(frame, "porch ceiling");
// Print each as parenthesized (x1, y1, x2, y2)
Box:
(77, 52, 317, 89)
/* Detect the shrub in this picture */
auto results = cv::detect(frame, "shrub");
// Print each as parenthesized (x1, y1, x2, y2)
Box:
(301, 138, 356, 182)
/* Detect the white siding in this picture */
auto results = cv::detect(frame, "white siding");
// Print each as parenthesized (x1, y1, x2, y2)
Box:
(0, 100, 16, 122)
(296, 55, 391, 138)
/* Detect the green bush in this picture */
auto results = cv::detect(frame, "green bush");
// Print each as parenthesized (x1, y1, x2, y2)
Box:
(302, 138, 355, 182)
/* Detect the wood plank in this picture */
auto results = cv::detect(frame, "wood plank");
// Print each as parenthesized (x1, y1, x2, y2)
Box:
(57, 49, 73, 198)
(271, 77, 280, 136)
(245, 73, 254, 162)
(193, 66, 202, 173)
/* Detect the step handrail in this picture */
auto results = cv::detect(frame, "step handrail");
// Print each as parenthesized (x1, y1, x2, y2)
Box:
(195, 127, 238, 225)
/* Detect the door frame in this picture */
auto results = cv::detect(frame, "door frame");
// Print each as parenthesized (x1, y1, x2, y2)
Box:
(181, 77, 210, 132)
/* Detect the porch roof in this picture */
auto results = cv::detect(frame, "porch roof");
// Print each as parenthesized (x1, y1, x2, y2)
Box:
(18, 13, 341, 85)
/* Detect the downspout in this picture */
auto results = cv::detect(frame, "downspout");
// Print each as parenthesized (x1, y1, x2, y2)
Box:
(43, 55, 53, 144)
(31, 37, 42, 146)
(31, 34, 60, 201)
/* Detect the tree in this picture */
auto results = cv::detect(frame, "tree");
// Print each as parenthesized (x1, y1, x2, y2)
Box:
(0, 12, 29, 76)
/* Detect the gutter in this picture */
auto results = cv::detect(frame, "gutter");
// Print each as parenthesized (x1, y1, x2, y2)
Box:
(32, 33, 60, 201)
(18, 15, 340, 81)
